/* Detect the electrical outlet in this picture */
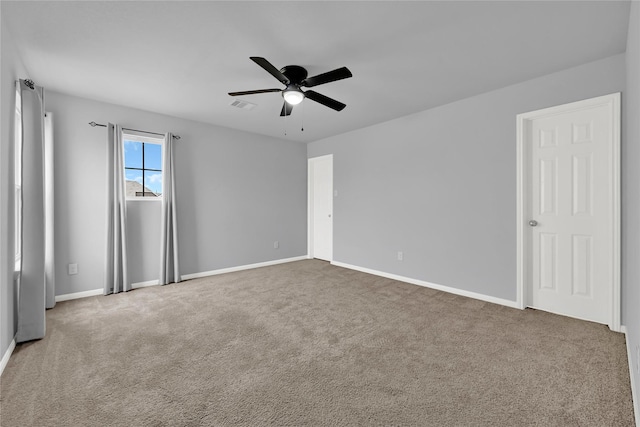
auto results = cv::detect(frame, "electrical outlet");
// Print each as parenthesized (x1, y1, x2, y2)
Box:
(397, 251, 403, 261)
(273, 241, 279, 249)
(68, 263, 78, 275)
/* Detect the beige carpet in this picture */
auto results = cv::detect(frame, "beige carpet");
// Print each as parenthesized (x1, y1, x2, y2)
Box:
(0, 260, 634, 426)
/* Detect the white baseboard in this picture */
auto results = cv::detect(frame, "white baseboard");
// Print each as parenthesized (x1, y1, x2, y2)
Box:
(181, 256, 308, 281)
(55, 282, 157, 301)
(0, 338, 16, 377)
(621, 325, 640, 427)
(54, 257, 308, 302)
(55, 288, 103, 302)
(331, 261, 520, 309)
(132, 279, 159, 289)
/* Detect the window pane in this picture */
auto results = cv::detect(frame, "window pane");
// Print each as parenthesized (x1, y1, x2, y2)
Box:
(124, 140, 142, 169)
(125, 169, 143, 198)
(144, 143, 162, 170)
(144, 170, 162, 196)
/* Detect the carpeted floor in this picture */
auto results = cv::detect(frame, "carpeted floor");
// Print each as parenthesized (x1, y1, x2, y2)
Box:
(0, 260, 634, 426)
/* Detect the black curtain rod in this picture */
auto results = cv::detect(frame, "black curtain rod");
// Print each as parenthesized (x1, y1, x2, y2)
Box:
(88, 122, 181, 140)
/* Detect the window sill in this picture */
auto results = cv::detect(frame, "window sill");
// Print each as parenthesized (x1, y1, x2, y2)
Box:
(126, 198, 162, 202)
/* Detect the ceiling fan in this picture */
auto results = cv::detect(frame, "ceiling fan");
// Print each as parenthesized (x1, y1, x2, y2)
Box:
(229, 57, 352, 116)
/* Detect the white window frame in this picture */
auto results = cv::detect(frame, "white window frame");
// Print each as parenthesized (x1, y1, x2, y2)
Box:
(123, 131, 164, 201)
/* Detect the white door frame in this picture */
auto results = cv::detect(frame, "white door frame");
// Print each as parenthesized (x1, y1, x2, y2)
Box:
(516, 93, 621, 331)
(307, 154, 333, 260)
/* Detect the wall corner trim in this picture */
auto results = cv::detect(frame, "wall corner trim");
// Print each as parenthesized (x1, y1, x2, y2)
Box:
(180, 256, 308, 281)
(621, 325, 640, 427)
(331, 261, 520, 309)
(0, 338, 17, 377)
(55, 288, 103, 302)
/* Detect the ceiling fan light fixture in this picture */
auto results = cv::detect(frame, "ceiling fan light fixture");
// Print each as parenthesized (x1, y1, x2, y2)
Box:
(283, 87, 304, 105)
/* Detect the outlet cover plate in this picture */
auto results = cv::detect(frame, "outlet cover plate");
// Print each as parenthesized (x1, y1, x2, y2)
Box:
(68, 263, 78, 275)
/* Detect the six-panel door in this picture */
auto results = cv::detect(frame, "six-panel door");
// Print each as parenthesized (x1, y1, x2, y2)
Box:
(529, 104, 612, 324)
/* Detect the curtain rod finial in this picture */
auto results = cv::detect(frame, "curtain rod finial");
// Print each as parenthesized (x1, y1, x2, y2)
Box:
(89, 121, 98, 127)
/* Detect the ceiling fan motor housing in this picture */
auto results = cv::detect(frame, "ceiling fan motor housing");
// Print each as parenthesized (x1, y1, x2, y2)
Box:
(280, 65, 308, 84)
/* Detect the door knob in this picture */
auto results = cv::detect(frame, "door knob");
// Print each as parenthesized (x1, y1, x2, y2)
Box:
(529, 220, 538, 227)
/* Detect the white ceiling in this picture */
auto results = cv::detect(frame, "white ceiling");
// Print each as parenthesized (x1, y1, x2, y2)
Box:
(2, 1, 630, 143)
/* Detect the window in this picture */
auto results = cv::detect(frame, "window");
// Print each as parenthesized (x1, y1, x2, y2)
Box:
(123, 133, 163, 199)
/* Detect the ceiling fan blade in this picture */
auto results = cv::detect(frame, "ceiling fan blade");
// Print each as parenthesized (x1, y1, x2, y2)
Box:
(228, 89, 281, 96)
(250, 57, 290, 85)
(304, 90, 346, 111)
(302, 67, 352, 87)
(280, 102, 293, 116)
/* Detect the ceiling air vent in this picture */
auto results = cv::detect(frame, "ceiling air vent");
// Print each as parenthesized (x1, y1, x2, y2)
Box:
(230, 99, 257, 111)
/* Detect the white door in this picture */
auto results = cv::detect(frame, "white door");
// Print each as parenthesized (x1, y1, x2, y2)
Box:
(309, 155, 333, 261)
(518, 93, 620, 328)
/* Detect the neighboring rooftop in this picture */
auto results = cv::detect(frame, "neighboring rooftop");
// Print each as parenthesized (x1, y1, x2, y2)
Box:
(126, 180, 159, 198)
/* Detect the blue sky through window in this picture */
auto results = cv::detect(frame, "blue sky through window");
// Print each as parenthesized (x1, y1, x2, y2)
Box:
(124, 140, 162, 195)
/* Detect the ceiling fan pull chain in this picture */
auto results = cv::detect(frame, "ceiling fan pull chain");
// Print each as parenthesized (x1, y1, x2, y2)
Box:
(301, 101, 305, 132)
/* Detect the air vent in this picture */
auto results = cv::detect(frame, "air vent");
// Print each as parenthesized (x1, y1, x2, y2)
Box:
(230, 99, 257, 110)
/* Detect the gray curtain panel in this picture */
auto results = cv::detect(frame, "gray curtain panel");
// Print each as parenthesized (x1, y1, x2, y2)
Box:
(159, 133, 180, 285)
(44, 112, 55, 309)
(104, 124, 129, 294)
(16, 79, 46, 343)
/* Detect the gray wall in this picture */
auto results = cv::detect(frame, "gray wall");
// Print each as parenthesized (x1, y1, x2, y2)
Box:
(623, 0, 640, 417)
(126, 201, 161, 285)
(0, 16, 28, 360)
(308, 54, 625, 302)
(46, 91, 307, 295)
